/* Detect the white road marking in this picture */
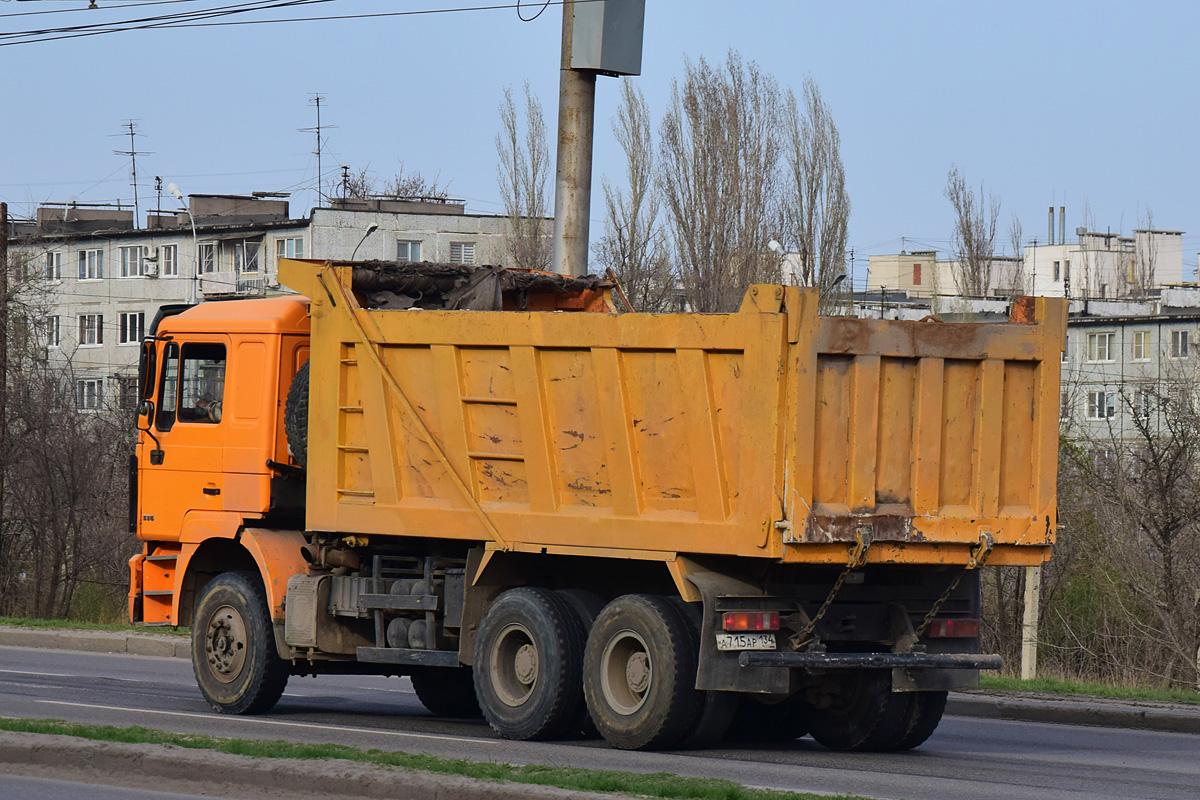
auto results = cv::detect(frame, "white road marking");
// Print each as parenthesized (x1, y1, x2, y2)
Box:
(35, 700, 496, 745)
(0, 670, 73, 678)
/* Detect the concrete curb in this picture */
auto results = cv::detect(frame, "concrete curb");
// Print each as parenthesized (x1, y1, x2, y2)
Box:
(4, 627, 1198, 735)
(947, 692, 1200, 735)
(0, 731, 610, 800)
(0, 627, 191, 658)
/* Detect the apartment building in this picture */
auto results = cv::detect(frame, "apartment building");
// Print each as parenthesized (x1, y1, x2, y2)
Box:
(10, 194, 531, 411)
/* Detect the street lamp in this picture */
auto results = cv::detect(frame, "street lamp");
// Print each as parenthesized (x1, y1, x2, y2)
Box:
(167, 182, 199, 304)
(820, 273, 848, 313)
(351, 224, 379, 261)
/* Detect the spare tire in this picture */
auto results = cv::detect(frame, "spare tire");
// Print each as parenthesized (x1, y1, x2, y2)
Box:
(284, 360, 310, 469)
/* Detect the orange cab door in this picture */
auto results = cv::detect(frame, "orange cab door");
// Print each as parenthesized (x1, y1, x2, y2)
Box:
(139, 337, 231, 543)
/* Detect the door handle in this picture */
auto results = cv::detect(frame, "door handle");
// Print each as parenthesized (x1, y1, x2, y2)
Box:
(203, 487, 221, 496)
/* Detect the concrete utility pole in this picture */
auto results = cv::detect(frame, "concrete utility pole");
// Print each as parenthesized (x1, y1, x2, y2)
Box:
(0, 203, 7, 568)
(1021, 564, 1042, 679)
(551, 0, 645, 277)
(551, 2, 597, 278)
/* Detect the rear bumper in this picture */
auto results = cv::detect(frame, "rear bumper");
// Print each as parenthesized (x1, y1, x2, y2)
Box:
(738, 651, 1002, 670)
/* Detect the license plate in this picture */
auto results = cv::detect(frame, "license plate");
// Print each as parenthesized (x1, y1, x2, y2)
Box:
(715, 633, 776, 651)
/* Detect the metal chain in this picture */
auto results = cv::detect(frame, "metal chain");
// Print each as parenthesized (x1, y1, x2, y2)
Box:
(790, 530, 870, 649)
(914, 532, 995, 638)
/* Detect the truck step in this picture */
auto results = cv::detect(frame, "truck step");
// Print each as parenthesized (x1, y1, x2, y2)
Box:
(356, 647, 460, 667)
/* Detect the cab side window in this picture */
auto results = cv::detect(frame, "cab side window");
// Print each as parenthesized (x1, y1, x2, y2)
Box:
(179, 343, 226, 424)
(155, 343, 180, 431)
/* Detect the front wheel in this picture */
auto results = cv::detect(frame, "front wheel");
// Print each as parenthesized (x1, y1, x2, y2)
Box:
(192, 572, 288, 714)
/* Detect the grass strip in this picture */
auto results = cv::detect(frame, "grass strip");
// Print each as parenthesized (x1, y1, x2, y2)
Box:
(0, 616, 190, 636)
(0, 717, 866, 800)
(979, 675, 1200, 705)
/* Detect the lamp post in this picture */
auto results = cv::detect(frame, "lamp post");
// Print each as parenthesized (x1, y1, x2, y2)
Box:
(167, 182, 198, 304)
(820, 272, 848, 310)
(351, 223, 379, 261)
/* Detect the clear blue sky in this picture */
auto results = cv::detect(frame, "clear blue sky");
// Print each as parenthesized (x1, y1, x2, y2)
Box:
(3, 0, 1198, 282)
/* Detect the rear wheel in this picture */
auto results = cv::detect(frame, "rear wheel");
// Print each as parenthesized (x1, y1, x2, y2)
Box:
(806, 670, 910, 752)
(192, 572, 288, 714)
(886, 690, 947, 750)
(583, 594, 701, 751)
(473, 588, 586, 740)
(411, 667, 481, 718)
(726, 693, 810, 743)
(669, 599, 736, 749)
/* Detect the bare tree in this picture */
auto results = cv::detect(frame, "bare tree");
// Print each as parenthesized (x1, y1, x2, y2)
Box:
(1129, 208, 1157, 298)
(1001, 214, 1027, 299)
(945, 165, 1000, 296)
(594, 80, 675, 312)
(778, 77, 850, 312)
(495, 82, 552, 271)
(659, 50, 783, 312)
(341, 163, 448, 201)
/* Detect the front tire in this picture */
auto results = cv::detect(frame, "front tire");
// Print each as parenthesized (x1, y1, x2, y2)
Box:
(192, 572, 288, 714)
(473, 588, 586, 740)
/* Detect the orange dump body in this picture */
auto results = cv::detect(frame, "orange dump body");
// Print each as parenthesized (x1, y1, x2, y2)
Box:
(280, 261, 1066, 572)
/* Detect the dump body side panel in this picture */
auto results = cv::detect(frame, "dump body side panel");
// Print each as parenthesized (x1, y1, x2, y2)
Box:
(286, 262, 1065, 568)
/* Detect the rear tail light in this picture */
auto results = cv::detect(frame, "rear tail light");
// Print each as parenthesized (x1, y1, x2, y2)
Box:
(925, 618, 981, 638)
(721, 611, 780, 632)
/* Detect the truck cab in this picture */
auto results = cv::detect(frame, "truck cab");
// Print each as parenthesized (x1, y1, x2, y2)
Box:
(129, 298, 310, 626)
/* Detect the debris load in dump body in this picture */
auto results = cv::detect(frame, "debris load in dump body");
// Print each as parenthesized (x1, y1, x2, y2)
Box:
(351, 261, 610, 311)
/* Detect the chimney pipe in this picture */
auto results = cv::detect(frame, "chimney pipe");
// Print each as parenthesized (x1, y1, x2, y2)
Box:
(1059, 206, 1066, 247)
(1048, 206, 1055, 246)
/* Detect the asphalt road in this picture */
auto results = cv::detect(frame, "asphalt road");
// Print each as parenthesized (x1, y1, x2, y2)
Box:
(1, 645, 1196, 800)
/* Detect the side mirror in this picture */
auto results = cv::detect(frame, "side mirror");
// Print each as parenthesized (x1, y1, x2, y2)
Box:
(137, 401, 165, 465)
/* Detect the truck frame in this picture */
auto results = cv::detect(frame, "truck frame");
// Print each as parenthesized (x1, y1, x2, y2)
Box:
(129, 258, 1065, 751)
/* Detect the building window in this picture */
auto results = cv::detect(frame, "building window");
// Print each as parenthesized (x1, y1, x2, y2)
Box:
(199, 242, 218, 274)
(1053, 261, 1061, 281)
(45, 251, 62, 280)
(1168, 384, 1193, 416)
(912, 263, 922, 285)
(397, 240, 422, 262)
(162, 245, 178, 276)
(1086, 390, 1116, 420)
(276, 237, 304, 260)
(449, 242, 476, 265)
(1132, 389, 1152, 420)
(118, 311, 145, 345)
(119, 245, 145, 278)
(78, 313, 103, 346)
(1060, 391, 1069, 419)
(77, 248, 103, 280)
(44, 315, 60, 348)
(234, 241, 261, 273)
(76, 378, 104, 411)
(1170, 330, 1189, 359)
(1086, 332, 1115, 363)
(119, 376, 140, 411)
(1131, 330, 1150, 362)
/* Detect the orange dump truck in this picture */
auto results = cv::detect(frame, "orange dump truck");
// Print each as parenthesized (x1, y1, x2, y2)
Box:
(128, 258, 1066, 751)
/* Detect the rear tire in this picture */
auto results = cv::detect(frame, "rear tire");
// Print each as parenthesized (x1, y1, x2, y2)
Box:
(411, 667, 482, 718)
(670, 598, 736, 749)
(726, 693, 810, 742)
(284, 360, 310, 469)
(583, 594, 701, 751)
(886, 690, 947, 751)
(192, 572, 288, 715)
(473, 588, 586, 740)
(806, 670, 911, 752)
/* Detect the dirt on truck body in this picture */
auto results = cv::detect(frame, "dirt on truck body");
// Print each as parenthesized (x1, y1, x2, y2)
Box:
(128, 258, 1066, 751)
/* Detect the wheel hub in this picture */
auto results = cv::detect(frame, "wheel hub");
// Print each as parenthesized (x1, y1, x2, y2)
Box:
(205, 605, 247, 684)
(600, 629, 652, 716)
(490, 623, 538, 707)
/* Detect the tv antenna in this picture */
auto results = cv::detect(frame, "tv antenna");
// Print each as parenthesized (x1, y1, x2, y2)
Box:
(112, 120, 152, 224)
(299, 94, 337, 206)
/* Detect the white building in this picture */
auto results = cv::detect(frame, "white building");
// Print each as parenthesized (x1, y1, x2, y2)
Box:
(10, 194, 534, 411)
(1026, 229, 1185, 300)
